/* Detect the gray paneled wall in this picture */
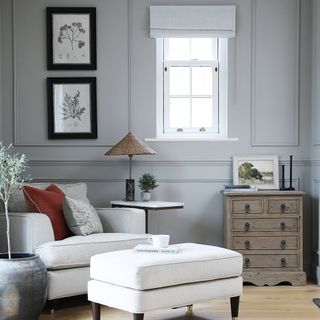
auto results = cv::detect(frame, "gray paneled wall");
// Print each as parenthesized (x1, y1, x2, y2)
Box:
(0, 0, 316, 277)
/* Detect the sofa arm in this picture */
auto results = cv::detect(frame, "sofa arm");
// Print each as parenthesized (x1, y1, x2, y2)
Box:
(0, 212, 54, 253)
(96, 208, 146, 234)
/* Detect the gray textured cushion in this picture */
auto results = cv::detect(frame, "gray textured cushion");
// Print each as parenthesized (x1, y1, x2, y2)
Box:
(63, 196, 103, 236)
(8, 182, 89, 212)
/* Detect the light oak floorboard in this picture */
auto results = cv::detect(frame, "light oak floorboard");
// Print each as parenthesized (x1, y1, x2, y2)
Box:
(39, 284, 320, 320)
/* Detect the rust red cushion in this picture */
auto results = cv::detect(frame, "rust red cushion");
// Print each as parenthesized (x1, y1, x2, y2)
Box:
(23, 184, 71, 240)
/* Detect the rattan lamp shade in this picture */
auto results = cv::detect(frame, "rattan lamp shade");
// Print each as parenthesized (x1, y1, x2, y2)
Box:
(105, 132, 156, 156)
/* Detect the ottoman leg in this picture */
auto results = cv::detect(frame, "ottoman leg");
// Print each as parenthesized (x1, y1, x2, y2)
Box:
(133, 313, 144, 320)
(230, 296, 240, 320)
(91, 302, 101, 320)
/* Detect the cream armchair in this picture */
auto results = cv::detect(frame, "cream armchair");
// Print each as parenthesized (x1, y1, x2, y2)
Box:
(0, 183, 149, 301)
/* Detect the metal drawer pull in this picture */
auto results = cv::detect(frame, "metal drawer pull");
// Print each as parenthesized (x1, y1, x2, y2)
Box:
(280, 240, 286, 249)
(245, 222, 250, 232)
(245, 240, 251, 250)
(280, 203, 287, 212)
(280, 222, 286, 231)
(244, 204, 250, 212)
(281, 258, 286, 267)
(244, 257, 250, 268)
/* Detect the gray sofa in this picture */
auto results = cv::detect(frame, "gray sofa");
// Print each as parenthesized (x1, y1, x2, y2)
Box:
(0, 183, 149, 300)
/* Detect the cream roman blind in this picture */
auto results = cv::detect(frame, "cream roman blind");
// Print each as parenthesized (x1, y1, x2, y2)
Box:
(150, 5, 236, 38)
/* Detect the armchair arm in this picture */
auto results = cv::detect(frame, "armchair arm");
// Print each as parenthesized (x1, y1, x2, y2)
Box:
(96, 208, 146, 234)
(0, 212, 54, 253)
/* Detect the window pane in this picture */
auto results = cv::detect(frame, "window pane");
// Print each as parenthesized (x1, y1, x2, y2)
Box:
(170, 67, 190, 95)
(168, 38, 190, 60)
(192, 98, 213, 127)
(169, 98, 190, 127)
(192, 67, 212, 95)
(191, 38, 214, 60)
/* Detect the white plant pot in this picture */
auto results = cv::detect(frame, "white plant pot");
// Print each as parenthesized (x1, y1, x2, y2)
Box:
(141, 192, 151, 201)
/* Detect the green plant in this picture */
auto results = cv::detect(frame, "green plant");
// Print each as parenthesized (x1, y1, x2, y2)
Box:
(0, 144, 30, 259)
(138, 173, 159, 193)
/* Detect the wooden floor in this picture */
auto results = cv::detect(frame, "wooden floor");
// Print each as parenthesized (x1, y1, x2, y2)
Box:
(39, 284, 320, 320)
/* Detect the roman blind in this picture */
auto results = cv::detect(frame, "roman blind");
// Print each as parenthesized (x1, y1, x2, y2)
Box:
(150, 5, 236, 38)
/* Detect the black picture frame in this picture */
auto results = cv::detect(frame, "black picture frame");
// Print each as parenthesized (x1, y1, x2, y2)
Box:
(47, 7, 96, 70)
(47, 77, 97, 139)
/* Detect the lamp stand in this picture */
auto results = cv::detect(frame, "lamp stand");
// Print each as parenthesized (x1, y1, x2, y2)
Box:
(126, 155, 135, 201)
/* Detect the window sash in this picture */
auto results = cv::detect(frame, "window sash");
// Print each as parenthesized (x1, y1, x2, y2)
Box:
(163, 61, 219, 133)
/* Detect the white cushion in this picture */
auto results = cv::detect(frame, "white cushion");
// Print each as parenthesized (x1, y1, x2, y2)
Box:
(90, 243, 243, 290)
(88, 276, 243, 313)
(35, 233, 149, 270)
(9, 182, 89, 212)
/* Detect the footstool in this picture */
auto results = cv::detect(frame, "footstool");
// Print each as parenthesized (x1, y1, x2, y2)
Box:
(88, 243, 243, 320)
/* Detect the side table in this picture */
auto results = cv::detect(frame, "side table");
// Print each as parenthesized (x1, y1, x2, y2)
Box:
(110, 200, 184, 233)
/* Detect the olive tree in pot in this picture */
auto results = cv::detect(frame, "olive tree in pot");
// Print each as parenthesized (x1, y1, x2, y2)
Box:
(0, 144, 47, 320)
(138, 173, 159, 201)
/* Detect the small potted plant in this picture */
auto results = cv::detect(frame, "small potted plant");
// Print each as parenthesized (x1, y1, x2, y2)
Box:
(0, 144, 47, 319)
(138, 173, 159, 201)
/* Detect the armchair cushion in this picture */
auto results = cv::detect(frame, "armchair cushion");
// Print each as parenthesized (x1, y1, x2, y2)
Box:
(23, 185, 71, 240)
(9, 182, 89, 212)
(63, 196, 103, 235)
(35, 233, 149, 270)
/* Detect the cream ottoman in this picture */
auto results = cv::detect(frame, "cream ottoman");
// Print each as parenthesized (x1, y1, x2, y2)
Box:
(88, 243, 243, 320)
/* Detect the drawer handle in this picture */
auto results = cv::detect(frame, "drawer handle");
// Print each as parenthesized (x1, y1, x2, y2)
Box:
(280, 203, 287, 212)
(280, 222, 286, 231)
(245, 222, 250, 232)
(280, 240, 286, 249)
(281, 257, 286, 267)
(245, 240, 251, 250)
(244, 204, 250, 212)
(244, 257, 250, 268)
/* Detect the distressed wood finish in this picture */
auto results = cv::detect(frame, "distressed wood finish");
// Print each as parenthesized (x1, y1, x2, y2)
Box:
(224, 191, 306, 286)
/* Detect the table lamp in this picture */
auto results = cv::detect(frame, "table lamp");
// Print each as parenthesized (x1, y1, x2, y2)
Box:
(105, 132, 156, 201)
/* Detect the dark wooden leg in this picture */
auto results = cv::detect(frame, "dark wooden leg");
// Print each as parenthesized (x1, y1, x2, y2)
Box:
(133, 313, 144, 320)
(230, 296, 240, 319)
(145, 209, 149, 233)
(91, 302, 101, 320)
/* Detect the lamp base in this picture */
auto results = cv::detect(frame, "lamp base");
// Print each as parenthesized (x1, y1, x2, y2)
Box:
(126, 179, 135, 201)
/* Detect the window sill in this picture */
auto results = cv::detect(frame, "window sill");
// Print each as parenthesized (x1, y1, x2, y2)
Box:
(145, 137, 239, 142)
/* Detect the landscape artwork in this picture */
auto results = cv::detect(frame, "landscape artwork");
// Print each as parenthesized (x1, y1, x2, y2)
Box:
(233, 156, 279, 189)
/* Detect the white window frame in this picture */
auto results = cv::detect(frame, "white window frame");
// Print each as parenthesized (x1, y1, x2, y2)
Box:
(156, 38, 228, 139)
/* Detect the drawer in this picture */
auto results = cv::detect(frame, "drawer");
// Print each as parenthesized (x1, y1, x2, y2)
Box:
(243, 254, 299, 269)
(231, 199, 263, 214)
(267, 198, 299, 214)
(232, 218, 299, 232)
(233, 236, 299, 250)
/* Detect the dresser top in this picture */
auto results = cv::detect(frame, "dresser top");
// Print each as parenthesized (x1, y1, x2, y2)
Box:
(223, 190, 305, 196)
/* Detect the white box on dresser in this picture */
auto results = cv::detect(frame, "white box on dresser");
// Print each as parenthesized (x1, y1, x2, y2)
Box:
(223, 191, 306, 286)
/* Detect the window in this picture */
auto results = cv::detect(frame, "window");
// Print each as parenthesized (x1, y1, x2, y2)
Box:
(156, 37, 228, 139)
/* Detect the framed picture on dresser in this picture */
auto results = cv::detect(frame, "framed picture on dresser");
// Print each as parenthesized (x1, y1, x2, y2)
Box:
(233, 155, 279, 190)
(47, 77, 97, 139)
(47, 7, 96, 70)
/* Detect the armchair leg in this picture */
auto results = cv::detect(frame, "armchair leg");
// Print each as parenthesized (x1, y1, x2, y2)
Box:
(230, 296, 240, 320)
(92, 302, 101, 320)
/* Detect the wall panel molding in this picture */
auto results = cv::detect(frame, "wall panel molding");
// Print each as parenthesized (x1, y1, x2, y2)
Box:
(312, 0, 320, 145)
(251, 0, 300, 146)
(12, 0, 131, 147)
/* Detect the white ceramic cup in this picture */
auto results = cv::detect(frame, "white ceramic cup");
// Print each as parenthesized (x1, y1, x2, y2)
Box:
(148, 235, 170, 248)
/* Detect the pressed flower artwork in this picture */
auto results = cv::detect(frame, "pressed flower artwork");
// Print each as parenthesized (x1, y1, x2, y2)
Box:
(47, 8, 96, 70)
(47, 78, 97, 139)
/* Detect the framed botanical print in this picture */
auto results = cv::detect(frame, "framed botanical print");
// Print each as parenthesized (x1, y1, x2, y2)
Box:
(47, 77, 97, 139)
(47, 7, 96, 70)
(233, 155, 279, 190)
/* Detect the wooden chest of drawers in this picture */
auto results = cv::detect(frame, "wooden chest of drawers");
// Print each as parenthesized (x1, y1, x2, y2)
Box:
(223, 191, 306, 286)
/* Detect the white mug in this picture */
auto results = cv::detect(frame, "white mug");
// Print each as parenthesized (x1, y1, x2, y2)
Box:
(148, 235, 170, 248)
